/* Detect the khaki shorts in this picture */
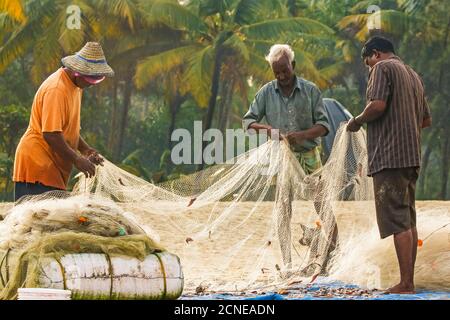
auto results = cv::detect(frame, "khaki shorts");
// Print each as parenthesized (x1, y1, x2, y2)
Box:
(372, 167, 419, 239)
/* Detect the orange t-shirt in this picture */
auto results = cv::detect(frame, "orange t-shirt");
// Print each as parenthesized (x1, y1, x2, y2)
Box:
(13, 68, 82, 190)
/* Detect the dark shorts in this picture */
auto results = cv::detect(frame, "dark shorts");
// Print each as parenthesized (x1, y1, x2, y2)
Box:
(14, 182, 62, 202)
(372, 167, 419, 239)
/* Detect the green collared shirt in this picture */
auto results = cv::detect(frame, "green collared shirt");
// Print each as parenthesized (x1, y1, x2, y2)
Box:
(243, 76, 330, 152)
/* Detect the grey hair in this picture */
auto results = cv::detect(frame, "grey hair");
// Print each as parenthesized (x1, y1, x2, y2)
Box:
(265, 44, 295, 66)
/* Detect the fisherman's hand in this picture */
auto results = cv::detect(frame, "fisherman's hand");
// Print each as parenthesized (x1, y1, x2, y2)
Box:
(286, 131, 306, 146)
(346, 118, 362, 132)
(268, 127, 284, 141)
(85, 148, 104, 166)
(74, 156, 96, 178)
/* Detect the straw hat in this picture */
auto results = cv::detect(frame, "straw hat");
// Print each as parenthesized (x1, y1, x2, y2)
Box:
(61, 42, 114, 77)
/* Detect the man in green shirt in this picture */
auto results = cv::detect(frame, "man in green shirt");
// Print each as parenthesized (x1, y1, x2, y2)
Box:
(243, 44, 338, 275)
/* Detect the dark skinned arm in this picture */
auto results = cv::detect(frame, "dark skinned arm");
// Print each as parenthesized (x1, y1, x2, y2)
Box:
(77, 136, 91, 155)
(286, 124, 328, 145)
(355, 100, 387, 123)
(43, 132, 96, 177)
(78, 136, 104, 165)
(348, 100, 432, 131)
(248, 123, 284, 140)
(347, 100, 387, 132)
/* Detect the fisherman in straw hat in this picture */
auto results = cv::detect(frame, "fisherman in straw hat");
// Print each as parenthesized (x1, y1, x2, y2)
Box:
(13, 42, 114, 201)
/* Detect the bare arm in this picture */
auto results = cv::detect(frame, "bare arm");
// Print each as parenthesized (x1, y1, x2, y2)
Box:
(286, 124, 328, 145)
(248, 122, 272, 132)
(78, 136, 104, 165)
(248, 123, 284, 140)
(298, 124, 328, 140)
(347, 100, 387, 132)
(355, 100, 387, 124)
(43, 132, 95, 177)
(78, 136, 91, 155)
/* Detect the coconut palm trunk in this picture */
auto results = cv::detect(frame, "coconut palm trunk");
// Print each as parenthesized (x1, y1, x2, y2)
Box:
(116, 76, 133, 160)
(198, 49, 223, 170)
(168, 93, 185, 149)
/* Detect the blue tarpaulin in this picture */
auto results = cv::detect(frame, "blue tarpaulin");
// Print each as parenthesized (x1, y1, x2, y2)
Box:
(321, 98, 353, 160)
(182, 279, 449, 300)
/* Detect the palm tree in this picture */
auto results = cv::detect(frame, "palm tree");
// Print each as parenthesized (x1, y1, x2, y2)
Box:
(134, 0, 334, 168)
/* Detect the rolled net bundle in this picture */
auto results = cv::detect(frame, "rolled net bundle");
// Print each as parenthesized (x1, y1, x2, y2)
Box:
(0, 195, 164, 299)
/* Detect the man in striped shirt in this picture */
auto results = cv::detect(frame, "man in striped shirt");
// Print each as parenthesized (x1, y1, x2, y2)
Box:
(347, 37, 431, 294)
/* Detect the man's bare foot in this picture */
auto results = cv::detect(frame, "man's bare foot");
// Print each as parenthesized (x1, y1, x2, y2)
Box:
(384, 283, 415, 294)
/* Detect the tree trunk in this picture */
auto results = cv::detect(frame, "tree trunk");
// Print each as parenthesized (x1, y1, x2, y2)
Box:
(108, 79, 119, 155)
(198, 49, 223, 170)
(215, 82, 228, 132)
(215, 85, 225, 130)
(438, 18, 450, 92)
(355, 65, 367, 98)
(115, 77, 133, 161)
(419, 144, 433, 197)
(167, 93, 184, 149)
(203, 50, 223, 133)
(439, 131, 450, 199)
(219, 77, 235, 134)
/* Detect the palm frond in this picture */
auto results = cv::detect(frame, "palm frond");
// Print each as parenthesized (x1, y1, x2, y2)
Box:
(398, 0, 427, 14)
(318, 61, 347, 83)
(240, 17, 334, 40)
(96, 0, 141, 30)
(349, 0, 382, 14)
(183, 45, 215, 107)
(0, 0, 25, 23)
(0, 0, 56, 74)
(30, 33, 61, 83)
(234, 0, 286, 25)
(198, 0, 236, 17)
(336, 39, 360, 62)
(292, 49, 328, 88)
(339, 10, 413, 42)
(134, 44, 202, 89)
(246, 51, 272, 83)
(222, 33, 249, 61)
(285, 0, 309, 17)
(145, 0, 208, 34)
(0, 12, 18, 40)
(58, 2, 99, 54)
(338, 13, 367, 31)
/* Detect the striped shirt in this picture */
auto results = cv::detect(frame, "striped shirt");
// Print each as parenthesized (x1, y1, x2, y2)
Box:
(366, 56, 431, 176)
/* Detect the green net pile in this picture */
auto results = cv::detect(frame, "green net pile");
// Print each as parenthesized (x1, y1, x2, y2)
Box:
(0, 196, 164, 300)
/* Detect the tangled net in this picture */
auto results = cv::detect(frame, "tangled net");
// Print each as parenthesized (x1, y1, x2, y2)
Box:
(71, 124, 374, 291)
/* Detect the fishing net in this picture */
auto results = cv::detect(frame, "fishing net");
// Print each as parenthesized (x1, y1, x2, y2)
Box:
(70, 124, 375, 292)
(1, 124, 449, 297)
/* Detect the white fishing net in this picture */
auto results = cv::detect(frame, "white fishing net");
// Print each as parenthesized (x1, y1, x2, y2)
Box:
(70, 124, 375, 292)
(2, 124, 449, 294)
